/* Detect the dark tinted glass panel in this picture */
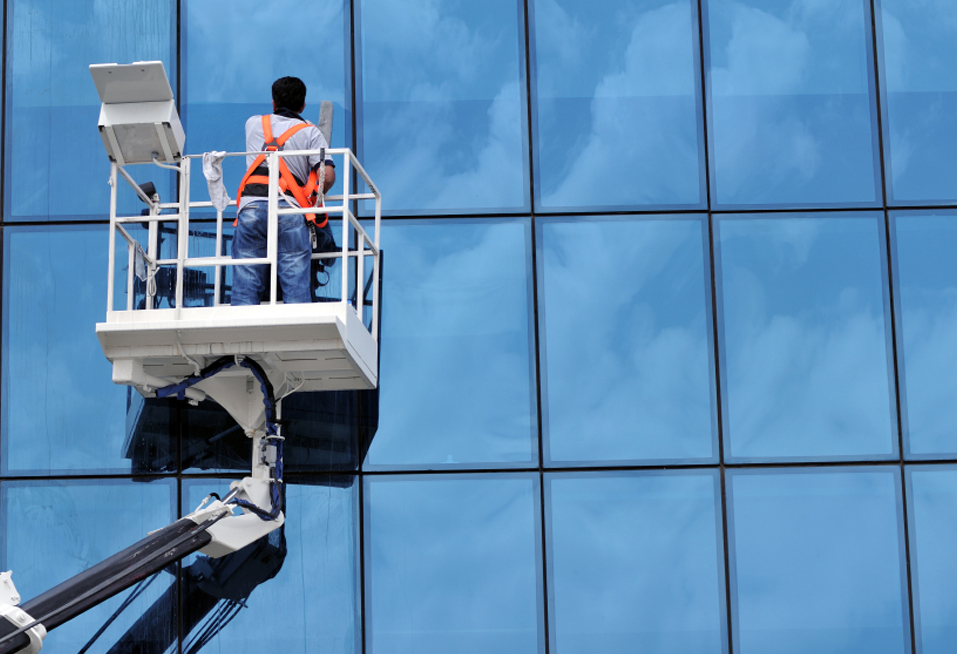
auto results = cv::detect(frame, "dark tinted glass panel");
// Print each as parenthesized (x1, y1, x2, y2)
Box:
(358, 0, 529, 214)
(705, 0, 880, 207)
(1, 479, 176, 652)
(716, 213, 896, 461)
(538, 216, 715, 464)
(893, 212, 957, 457)
(546, 471, 725, 653)
(728, 469, 909, 654)
(364, 219, 536, 470)
(1, 226, 174, 474)
(181, 478, 360, 652)
(877, 1, 957, 204)
(6, 0, 174, 221)
(530, 0, 704, 210)
(183, 0, 349, 211)
(365, 474, 543, 653)
(907, 466, 957, 654)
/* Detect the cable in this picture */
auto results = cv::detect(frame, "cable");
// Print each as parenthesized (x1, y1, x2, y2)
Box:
(154, 356, 284, 521)
(75, 573, 159, 654)
(0, 514, 225, 651)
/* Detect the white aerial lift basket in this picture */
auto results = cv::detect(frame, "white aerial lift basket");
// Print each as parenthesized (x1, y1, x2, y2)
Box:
(95, 143, 381, 430)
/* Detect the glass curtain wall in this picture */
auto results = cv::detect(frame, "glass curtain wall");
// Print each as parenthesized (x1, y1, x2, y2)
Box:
(1, 0, 957, 652)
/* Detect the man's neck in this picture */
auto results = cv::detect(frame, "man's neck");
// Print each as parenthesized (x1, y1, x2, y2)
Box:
(273, 107, 305, 121)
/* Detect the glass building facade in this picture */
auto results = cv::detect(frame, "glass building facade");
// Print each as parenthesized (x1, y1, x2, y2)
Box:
(2, 0, 957, 652)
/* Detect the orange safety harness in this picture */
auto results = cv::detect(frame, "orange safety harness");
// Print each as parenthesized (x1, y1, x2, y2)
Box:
(236, 115, 328, 228)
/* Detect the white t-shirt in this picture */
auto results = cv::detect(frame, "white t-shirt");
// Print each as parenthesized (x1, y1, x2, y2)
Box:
(239, 112, 333, 210)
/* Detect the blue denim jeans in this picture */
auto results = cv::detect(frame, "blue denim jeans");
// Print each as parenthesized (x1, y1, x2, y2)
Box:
(231, 200, 311, 305)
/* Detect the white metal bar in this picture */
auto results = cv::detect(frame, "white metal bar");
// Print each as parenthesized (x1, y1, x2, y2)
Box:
(115, 165, 158, 210)
(214, 209, 224, 306)
(357, 223, 365, 321)
(104, 126, 126, 167)
(267, 151, 279, 304)
(147, 204, 159, 311)
(154, 123, 174, 162)
(341, 157, 350, 305)
(106, 164, 118, 314)
(175, 158, 189, 315)
(113, 223, 138, 249)
(176, 257, 270, 268)
(372, 189, 381, 340)
(126, 239, 135, 311)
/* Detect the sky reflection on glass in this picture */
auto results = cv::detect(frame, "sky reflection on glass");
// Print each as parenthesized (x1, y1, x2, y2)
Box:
(893, 213, 957, 457)
(365, 474, 542, 654)
(705, 0, 879, 207)
(717, 213, 896, 461)
(538, 216, 715, 464)
(358, 0, 528, 214)
(877, 1, 957, 204)
(364, 219, 536, 469)
(547, 472, 725, 653)
(531, 0, 704, 210)
(184, 0, 348, 211)
(729, 469, 908, 654)
(2, 226, 132, 474)
(6, 0, 173, 221)
(2, 479, 176, 653)
(907, 466, 957, 654)
(183, 479, 360, 653)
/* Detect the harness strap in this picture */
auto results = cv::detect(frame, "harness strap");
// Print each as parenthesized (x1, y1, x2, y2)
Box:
(236, 115, 328, 228)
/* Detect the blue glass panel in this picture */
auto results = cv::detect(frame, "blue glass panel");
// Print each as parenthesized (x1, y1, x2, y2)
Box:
(181, 478, 360, 652)
(6, 0, 174, 221)
(364, 219, 537, 470)
(0, 226, 173, 475)
(546, 471, 725, 653)
(877, 2, 957, 204)
(538, 216, 716, 465)
(183, 0, 349, 214)
(728, 469, 909, 654)
(704, 0, 880, 207)
(907, 466, 957, 653)
(716, 213, 896, 461)
(358, 0, 529, 214)
(1, 479, 176, 652)
(893, 213, 957, 457)
(531, 0, 704, 210)
(365, 474, 543, 653)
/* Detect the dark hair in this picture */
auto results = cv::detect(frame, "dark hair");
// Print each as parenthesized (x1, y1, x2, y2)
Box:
(272, 77, 307, 112)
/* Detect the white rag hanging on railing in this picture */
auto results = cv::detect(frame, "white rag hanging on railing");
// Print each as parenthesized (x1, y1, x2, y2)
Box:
(202, 151, 231, 211)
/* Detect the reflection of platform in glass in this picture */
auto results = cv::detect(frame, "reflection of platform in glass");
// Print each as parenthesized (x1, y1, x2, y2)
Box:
(123, 389, 378, 476)
(97, 302, 377, 393)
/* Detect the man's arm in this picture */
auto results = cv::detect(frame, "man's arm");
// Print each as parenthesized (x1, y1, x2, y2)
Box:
(321, 164, 335, 192)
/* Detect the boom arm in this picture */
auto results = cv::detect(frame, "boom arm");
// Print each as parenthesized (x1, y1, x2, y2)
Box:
(0, 356, 287, 654)
(0, 515, 218, 654)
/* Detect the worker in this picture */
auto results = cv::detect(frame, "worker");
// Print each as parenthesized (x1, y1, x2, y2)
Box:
(231, 76, 336, 305)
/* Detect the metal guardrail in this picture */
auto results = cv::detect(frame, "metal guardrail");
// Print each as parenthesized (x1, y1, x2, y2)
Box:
(104, 148, 381, 341)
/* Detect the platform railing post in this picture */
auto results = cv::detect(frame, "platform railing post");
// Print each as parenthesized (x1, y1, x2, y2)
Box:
(106, 163, 118, 315)
(126, 234, 135, 311)
(372, 190, 381, 340)
(147, 207, 158, 310)
(175, 158, 190, 314)
(341, 156, 351, 306)
(214, 207, 224, 306)
(267, 151, 279, 304)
